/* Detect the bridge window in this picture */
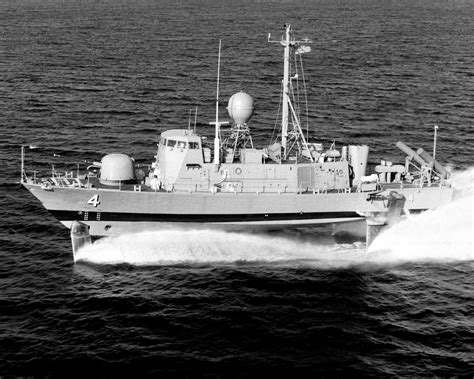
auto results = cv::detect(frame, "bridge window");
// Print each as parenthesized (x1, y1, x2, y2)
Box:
(189, 142, 200, 149)
(167, 139, 177, 147)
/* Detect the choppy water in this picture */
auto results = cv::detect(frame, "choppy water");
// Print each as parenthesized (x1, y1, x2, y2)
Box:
(1, 0, 473, 376)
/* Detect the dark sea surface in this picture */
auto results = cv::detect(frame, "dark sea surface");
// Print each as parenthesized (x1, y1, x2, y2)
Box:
(1, 0, 473, 376)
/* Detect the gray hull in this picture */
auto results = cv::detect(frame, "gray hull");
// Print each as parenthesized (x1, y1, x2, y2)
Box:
(24, 183, 453, 237)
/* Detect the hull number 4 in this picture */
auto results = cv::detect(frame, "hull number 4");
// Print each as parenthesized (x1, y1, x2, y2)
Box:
(87, 194, 100, 207)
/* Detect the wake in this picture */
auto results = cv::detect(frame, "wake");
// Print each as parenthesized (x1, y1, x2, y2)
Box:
(75, 228, 363, 267)
(367, 167, 473, 262)
(75, 168, 473, 268)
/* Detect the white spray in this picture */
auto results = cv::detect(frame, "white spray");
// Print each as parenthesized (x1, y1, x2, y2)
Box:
(76, 168, 473, 268)
(368, 167, 473, 263)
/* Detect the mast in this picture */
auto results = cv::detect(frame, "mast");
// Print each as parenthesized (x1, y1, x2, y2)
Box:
(281, 24, 291, 159)
(214, 39, 222, 166)
(269, 24, 312, 161)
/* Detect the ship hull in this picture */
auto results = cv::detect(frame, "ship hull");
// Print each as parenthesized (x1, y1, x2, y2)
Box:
(23, 183, 453, 237)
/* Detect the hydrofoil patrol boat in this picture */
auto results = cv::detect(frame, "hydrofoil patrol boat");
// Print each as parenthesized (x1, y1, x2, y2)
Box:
(21, 25, 453, 259)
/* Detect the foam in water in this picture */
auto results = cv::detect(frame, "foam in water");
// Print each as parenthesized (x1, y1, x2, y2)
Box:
(368, 167, 473, 262)
(76, 229, 368, 268)
(75, 168, 473, 267)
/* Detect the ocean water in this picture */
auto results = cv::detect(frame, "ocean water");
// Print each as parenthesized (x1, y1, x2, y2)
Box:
(1, 0, 473, 376)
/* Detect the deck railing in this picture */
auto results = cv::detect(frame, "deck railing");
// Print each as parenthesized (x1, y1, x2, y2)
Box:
(23, 169, 449, 194)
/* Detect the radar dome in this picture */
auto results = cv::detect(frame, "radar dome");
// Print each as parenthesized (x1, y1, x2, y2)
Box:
(227, 91, 254, 125)
(100, 153, 136, 186)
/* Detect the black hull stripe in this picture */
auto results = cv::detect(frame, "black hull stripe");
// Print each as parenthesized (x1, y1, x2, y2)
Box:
(50, 210, 362, 223)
